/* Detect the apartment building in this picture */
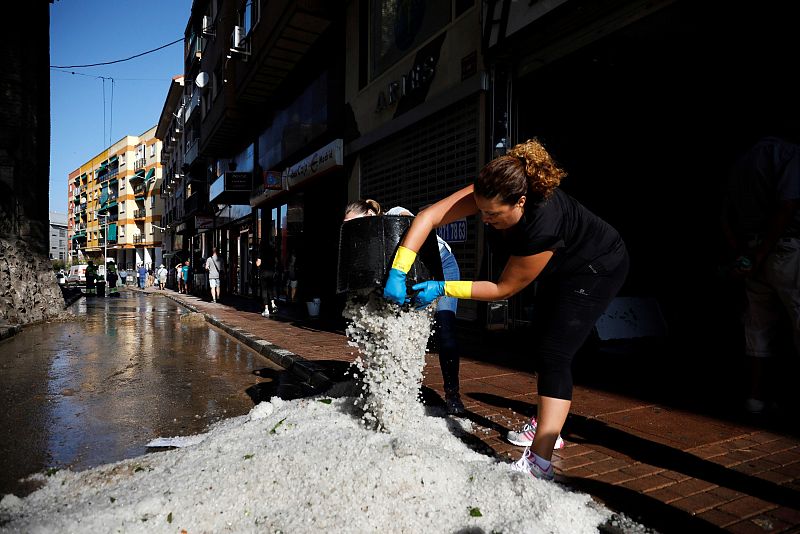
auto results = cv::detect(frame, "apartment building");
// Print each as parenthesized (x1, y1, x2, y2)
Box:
(48, 211, 68, 261)
(67, 128, 164, 269)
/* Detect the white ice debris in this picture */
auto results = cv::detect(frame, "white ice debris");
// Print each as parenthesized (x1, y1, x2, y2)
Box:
(0, 397, 612, 533)
(343, 293, 433, 432)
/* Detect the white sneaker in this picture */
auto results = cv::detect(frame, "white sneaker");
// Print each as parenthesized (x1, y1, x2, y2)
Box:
(510, 447, 555, 481)
(262, 309, 270, 317)
(507, 417, 565, 449)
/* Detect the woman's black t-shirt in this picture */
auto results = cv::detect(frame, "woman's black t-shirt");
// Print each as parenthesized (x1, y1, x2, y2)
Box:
(487, 188, 625, 278)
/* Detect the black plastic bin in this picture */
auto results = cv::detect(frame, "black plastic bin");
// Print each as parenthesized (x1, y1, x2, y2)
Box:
(96, 280, 106, 297)
(337, 215, 443, 295)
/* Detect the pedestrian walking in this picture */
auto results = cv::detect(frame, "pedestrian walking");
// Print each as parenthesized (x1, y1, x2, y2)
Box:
(157, 264, 168, 290)
(137, 264, 147, 289)
(383, 138, 629, 481)
(176, 262, 184, 293)
(205, 248, 224, 303)
(256, 247, 278, 317)
(182, 260, 191, 295)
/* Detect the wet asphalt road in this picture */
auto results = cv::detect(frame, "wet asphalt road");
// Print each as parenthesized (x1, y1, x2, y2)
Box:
(0, 291, 284, 497)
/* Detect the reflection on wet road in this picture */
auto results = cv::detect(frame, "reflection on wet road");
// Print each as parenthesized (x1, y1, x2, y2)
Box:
(0, 291, 286, 496)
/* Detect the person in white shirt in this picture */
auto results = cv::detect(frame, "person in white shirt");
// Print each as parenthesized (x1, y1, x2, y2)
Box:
(205, 247, 224, 303)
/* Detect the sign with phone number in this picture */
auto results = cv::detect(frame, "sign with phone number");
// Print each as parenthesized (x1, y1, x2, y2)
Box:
(436, 219, 467, 243)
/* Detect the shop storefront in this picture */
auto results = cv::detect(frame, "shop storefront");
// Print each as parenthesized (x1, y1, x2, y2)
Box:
(251, 139, 346, 318)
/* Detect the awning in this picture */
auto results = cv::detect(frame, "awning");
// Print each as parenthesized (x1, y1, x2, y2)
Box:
(145, 168, 155, 181)
(99, 201, 118, 211)
(107, 223, 117, 241)
(100, 185, 109, 205)
(131, 169, 146, 181)
(108, 155, 118, 165)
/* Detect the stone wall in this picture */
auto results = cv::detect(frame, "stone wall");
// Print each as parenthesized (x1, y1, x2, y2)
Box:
(0, 3, 58, 328)
(0, 238, 66, 325)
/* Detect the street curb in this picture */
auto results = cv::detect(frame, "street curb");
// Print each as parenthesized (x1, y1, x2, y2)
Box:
(143, 288, 336, 391)
(0, 324, 22, 341)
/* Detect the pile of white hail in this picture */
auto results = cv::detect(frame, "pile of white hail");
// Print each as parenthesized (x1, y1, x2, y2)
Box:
(343, 292, 433, 432)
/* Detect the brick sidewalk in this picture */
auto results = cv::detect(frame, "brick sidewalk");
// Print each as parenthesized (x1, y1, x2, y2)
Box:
(144, 287, 800, 533)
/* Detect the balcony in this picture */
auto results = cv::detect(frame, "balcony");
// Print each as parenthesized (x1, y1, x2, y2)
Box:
(184, 191, 205, 216)
(184, 138, 199, 167)
(133, 157, 147, 172)
(133, 209, 146, 219)
(184, 90, 200, 123)
(185, 34, 202, 64)
(133, 235, 144, 244)
(133, 183, 146, 198)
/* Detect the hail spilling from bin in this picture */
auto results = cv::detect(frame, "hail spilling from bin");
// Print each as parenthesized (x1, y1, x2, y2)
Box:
(343, 291, 434, 432)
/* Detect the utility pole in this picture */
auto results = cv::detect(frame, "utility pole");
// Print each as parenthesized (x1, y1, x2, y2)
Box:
(98, 212, 109, 292)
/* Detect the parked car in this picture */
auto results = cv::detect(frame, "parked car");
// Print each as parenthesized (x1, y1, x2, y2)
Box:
(66, 264, 88, 285)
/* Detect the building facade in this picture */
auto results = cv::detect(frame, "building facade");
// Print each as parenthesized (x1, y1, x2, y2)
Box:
(67, 128, 164, 269)
(158, 0, 341, 313)
(48, 211, 68, 261)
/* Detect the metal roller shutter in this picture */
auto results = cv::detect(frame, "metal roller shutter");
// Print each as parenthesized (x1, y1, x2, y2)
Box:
(361, 96, 481, 320)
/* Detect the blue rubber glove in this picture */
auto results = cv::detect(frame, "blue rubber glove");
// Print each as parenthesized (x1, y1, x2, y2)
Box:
(411, 281, 445, 309)
(383, 268, 408, 304)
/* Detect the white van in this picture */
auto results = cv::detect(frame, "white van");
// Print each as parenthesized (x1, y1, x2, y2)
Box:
(66, 264, 88, 285)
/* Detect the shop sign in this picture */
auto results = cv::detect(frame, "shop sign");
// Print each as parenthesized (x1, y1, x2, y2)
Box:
(375, 55, 437, 113)
(224, 172, 253, 191)
(436, 218, 467, 243)
(263, 170, 284, 190)
(195, 216, 214, 230)
(285, 139, 343, 188)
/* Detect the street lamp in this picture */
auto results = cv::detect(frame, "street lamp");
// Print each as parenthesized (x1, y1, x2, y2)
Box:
(97, 212, 110, 296)
(97, 212, 110, 267)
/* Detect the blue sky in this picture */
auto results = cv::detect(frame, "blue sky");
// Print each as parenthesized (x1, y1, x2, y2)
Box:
(49, 0, 192, 214)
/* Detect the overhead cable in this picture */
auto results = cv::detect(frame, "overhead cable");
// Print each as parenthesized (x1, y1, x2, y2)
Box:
(50, 37, 183, 68)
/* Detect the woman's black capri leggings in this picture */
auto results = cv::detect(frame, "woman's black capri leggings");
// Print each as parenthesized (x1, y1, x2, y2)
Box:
(532, 251, 630, 400)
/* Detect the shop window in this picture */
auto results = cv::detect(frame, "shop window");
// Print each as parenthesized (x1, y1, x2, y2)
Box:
(370, 0, 450, 79)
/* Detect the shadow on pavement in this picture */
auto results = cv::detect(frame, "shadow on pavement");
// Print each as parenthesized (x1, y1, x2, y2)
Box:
(566, 415, 800, 510)
(569, 477, 723, 534)
(468, 391, 799, 509)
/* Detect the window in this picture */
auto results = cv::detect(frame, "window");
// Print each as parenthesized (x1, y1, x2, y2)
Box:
(150, 196, 155, 208)
(59, 229, 66, 237)
(149, 144, 156, 158)
(369, 0, 450, 79)
(242, 0, 259, 34)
